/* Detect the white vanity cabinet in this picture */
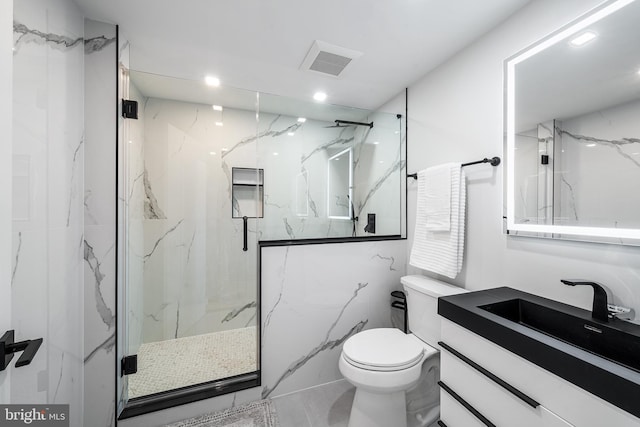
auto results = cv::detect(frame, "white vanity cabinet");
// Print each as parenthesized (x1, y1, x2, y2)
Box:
(438, 318, 640, 427)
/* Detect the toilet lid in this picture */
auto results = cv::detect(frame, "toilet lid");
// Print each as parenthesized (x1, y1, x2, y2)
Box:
(342, 328, 426, 372)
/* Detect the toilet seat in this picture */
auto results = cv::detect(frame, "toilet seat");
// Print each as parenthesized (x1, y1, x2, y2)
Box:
(342, 328, 428, 372)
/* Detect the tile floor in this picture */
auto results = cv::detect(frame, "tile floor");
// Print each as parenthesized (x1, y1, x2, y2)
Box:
(272, 379, 355, 427)
(272, 379, 440, 427)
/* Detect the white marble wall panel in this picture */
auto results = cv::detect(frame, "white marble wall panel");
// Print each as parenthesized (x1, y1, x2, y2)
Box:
(12, 0, 84, 425)
(555, 100, 640, 229)
(138, 98, 259, 343)
(84, 18, 117, 427)
(261, 239, 407, 398)
(0, 0, 13, 405)
(351, 111, 404, 237)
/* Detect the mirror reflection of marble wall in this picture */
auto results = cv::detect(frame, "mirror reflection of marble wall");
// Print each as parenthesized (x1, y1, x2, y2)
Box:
(554, 100, 640, 229)
(508, 0, 640, 239)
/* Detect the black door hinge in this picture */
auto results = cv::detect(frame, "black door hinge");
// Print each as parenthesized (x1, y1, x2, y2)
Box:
(122, 99, 138, 119)
(121, 355, 138, 376)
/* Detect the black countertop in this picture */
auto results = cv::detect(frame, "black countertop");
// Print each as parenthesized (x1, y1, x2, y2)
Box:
(438, 287, 640, 419)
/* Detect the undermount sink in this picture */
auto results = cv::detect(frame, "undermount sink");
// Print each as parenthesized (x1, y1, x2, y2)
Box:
(479, 298, 640, 373)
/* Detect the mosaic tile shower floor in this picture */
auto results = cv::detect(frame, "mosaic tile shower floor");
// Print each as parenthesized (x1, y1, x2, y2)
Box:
(128, 326, 257, 398)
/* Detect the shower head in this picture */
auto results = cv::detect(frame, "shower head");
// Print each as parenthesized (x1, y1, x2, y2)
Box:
(324, 119, 374, 129)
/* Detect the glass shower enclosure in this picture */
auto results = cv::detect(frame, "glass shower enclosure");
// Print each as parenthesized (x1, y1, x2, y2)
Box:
(118, 72, 261, 415)
(116, 70, 406, 417)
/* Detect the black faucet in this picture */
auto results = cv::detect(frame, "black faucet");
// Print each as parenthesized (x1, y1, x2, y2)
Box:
(560, 280, 609, 322)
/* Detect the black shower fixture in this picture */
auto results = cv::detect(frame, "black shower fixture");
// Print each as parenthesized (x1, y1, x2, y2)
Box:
(325, 119, 374, 128)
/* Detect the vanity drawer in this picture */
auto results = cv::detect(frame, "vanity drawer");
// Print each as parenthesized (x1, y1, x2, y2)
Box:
(440, 384, 489, 427)
(441, 348, 573, 427)
(441, 318, 639, 427)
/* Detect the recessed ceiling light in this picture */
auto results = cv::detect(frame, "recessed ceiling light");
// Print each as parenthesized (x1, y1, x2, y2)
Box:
(586, 143, 596, 147)
(215, 121, 224, 127)
(273, 152, 279, 156)
(373, 141, 380, 145)
(297, 117, 307, 123)
(221, 148, 228, 152)
(205, 76, 220, 87)
(212, 105, 223, 111)
(313, 91, 327, 102)
(288, 132, 295, 136)
(128, 140, 133, 144)
(569, 31, 597, 47)
(379, 160, 384, 164)
(209, 151, 216, 155)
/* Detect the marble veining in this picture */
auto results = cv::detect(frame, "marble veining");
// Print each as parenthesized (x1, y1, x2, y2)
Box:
(262, 282, 369, 398)
(144, 219, 184, 261)
(67, 138, 84, 227)
(560, 175, 579, 221)
(84, 240, 115, 329)
(283, 218, 295, 239)
(357, 158, 405, 215)
(262, 320, 367, 399)
(222, 115, 301, 158)
(84, 35, 116, 54)
(53, 353, 65, 402)
(557, 127, 640, 168)
(84, 331, 116, 364)
(263, 247, 290, 338)
(128, 171, 144, 202)
(371, 254, 397, 271)
(11, 231, 22, 287)
(222, 301, 257, 323)
(143, 168, 166, 219)
(146, 303, 170, 322)
(13, 21, 83, 53)
(185, 231, 196, 265)
(174, 301, 181, 338)
(300, 128, 355, 164)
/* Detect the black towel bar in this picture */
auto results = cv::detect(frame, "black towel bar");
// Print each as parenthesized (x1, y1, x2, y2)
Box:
(407, 156, 500, 179)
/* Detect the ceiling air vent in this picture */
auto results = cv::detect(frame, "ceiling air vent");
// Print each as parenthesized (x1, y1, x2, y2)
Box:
(300, 40, 362, 78)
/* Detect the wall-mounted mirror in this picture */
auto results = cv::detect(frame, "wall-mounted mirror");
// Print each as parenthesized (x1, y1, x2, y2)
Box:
(505, 0, 640, 244)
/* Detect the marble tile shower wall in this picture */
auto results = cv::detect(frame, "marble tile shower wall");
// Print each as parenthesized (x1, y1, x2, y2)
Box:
(258, 110, 403, 240)
(84, 19, 117, 427)
(132, 96, 403, 344)
(351, 112, 404, 237)
(261, 239, 407, 398)
(12, 0, 84, 425)
(555, 100, 640, 228)
(129, 96, 260, 344)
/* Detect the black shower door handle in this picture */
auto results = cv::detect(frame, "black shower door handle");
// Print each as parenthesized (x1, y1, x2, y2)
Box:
(243, 216, 248, 251)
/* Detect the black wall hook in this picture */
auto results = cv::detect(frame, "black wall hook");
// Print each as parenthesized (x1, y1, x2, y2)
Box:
(1, 330, 43, 371)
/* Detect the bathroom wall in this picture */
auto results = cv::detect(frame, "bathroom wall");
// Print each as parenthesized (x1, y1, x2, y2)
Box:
(555, 100, 640, 229)
(260, 239, 407, 398)
(256, 108, 403, 240)
(10, 0, 85, 425)
(0, 3, 12, 408)
(405, 0, 640, 316)
(84, 18, 117, 427)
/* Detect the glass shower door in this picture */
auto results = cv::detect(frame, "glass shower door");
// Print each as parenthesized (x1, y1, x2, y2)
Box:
(118, 71, 260, 415)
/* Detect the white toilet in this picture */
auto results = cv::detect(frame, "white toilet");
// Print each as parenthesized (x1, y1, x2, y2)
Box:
(339, 275, 467, 427)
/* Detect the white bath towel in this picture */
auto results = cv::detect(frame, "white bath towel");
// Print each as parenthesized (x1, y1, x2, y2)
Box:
(410, 163, 466, 278)
(423, 164, 452, 231)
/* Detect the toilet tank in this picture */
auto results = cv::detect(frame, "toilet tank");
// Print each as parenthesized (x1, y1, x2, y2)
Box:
(401, 275, 467, 348)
